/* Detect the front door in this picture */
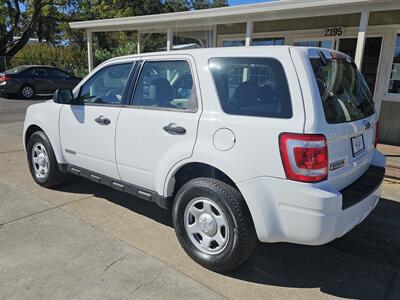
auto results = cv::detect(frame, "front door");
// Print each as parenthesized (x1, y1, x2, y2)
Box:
(59, 62, 133, 179)
(338, 37, 382, 95)
(116, 58, 201, 194)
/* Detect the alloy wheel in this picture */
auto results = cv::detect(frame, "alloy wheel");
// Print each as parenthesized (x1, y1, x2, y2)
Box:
(31, 142, 49, 179)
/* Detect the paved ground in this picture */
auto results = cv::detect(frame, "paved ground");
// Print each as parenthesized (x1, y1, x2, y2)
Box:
(378, 144, 400, 180)
(0, 96, 399, 300)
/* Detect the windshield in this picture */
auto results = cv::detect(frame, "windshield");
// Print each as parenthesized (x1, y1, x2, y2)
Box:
(310, 50, 375, 124)
(5, 66, 28, 74)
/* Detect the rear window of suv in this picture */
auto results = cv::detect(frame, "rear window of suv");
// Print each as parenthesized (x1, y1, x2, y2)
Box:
(309, 49, 375, 124)
(209, 57, 292, 118)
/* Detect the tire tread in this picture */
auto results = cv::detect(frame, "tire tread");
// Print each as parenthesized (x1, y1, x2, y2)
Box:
(173, 177, 257, 272)
(27, 131, 66, 188)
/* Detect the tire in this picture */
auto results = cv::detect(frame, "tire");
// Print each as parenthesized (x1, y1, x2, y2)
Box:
(173, 178, 257, 272)
(26, 131, 66, 188)
(20, 84, 35, 99)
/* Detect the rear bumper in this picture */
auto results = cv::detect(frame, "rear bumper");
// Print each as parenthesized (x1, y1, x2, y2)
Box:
(0, 81, 19, 95)
(238, 150, 386, 245)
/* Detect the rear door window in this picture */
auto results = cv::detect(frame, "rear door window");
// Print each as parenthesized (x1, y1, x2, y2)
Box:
(132, 60, 197, 111)
(309, 49, 375, 124)
(48, 69, 70, 79)
(209, 57, 292, 118)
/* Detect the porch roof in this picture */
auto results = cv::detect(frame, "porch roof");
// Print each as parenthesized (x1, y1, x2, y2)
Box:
(69, 0, 400, 33)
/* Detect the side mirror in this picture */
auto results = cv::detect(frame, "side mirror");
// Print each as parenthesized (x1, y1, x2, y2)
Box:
(53, 89, 73, 104)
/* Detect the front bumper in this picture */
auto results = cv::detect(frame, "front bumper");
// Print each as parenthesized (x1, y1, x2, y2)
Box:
(238, 150, 386, 245)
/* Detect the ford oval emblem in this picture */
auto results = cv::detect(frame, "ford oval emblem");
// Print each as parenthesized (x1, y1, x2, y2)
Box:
(363, 120, 371, 130)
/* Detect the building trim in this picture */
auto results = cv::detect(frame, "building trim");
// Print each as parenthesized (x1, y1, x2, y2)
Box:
(69, 0, 400, 32)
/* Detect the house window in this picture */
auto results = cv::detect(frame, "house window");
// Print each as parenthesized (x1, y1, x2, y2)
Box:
(223, 40, 245, 47)
(388, 34, 400, 94)
(294, 40, 334, 49)
(252, 37, 285, 46)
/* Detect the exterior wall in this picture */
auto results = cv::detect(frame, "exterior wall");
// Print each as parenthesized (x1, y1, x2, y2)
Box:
(253, 14, 361, 33)
(217, 23, 246, 35)
(369, 10, 400, 25)
(379, 102, 400, 145)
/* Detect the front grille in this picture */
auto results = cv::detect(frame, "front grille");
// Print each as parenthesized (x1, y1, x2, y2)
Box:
(341, 165, 385, 209)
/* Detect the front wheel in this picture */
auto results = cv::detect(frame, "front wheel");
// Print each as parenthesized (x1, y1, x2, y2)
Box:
(27, 131, 66, 188)
(173, 178, 257, 272)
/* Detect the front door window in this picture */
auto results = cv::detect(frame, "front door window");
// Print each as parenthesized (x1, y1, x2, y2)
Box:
(80, 63, 133, 105)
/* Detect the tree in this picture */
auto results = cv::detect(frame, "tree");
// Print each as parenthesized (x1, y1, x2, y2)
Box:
(0, 0, 72, 59)
(1, 0, 41, 58)
(70, 0, 228, 53)
(190, 0, 228, 10)
(0, 0, 229, 70)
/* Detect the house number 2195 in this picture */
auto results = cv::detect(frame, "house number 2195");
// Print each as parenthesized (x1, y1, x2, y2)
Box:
(324, 27, 343, 37)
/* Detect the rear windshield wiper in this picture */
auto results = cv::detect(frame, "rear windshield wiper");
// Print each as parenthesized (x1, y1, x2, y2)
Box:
(319, 52, 327, 66)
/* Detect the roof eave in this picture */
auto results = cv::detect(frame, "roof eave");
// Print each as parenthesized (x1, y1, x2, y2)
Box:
(69, 0, 400, 31)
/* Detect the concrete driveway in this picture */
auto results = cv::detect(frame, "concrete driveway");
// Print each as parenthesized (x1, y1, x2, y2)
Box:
(0, 96, 399, 300)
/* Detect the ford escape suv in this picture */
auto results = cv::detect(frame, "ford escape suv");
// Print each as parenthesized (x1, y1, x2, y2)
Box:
(23, 46, 386, 272)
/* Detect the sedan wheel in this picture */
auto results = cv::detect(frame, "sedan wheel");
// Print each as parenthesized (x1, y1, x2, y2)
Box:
(21, 86, 34, 99)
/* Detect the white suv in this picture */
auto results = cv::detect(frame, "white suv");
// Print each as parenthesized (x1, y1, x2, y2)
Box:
(23, 46, 386, 271)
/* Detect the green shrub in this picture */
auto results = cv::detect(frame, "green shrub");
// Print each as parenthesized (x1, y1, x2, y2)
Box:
(9, 40, 138, 77)
(10, 44, 88, 77)
(93, 40, 137, 67)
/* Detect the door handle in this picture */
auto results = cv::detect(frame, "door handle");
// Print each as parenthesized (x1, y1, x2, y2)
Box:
(163, 123, 186, 135)
(95, 115, 111, 125)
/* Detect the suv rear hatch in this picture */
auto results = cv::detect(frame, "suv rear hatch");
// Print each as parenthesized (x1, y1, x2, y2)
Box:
(308, 48, 378, 191)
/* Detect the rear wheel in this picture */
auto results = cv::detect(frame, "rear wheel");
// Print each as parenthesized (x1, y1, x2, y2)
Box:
(27, 131, 66, 187)
(20, 84, 35, 99)
(173, 178, 257, 272)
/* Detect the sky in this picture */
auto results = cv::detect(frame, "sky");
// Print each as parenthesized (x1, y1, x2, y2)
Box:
(17, 0, 274, 13)
(229, 0, 273, 5)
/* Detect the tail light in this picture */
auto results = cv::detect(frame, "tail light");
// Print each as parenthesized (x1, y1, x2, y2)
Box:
(279, 133, 328, 183)
(0, 75, 11, 82)
(374, 121, 379, 148)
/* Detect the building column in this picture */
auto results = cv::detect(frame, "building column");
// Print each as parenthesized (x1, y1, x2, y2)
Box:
(245, 20, 253, 47)
(167, 27, 173, 51)
(137, 31, 141, 54)
(354, 10, 369, 69)
(212, 25, 217, 47)
(87, 30, 93, 72)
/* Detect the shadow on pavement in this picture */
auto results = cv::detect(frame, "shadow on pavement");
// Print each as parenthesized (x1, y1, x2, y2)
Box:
(57, 176, 173, 227)
(55, 176, 400, 299)
(228, 196, 400, 299)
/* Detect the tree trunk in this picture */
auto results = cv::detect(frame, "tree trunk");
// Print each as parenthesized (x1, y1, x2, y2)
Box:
(6, 0, 43, 59)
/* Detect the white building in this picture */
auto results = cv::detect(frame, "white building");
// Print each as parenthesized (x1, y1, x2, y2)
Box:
(69, 0, 400, 145)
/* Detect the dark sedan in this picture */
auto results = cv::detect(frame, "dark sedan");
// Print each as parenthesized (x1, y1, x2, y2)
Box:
(0, 65, 81, 99)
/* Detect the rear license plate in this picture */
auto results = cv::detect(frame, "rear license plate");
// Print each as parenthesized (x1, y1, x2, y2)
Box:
(351, 134, 365, 157)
